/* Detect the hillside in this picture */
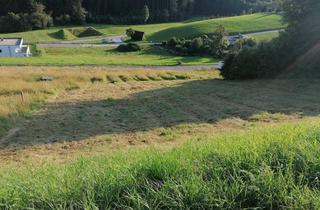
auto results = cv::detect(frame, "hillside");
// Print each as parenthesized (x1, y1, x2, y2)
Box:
(0, 13, 284, 43)
(148, 13, 283, 41)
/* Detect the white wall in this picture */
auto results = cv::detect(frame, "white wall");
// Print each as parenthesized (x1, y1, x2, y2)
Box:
(0, 45, 29, 57)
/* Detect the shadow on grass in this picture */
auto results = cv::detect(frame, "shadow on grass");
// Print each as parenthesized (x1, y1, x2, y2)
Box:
(2, 78, 320, 149)
(105, 46, 216, 65)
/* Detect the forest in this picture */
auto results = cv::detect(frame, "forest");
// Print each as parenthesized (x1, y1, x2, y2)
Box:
(0, 0, 279, 33)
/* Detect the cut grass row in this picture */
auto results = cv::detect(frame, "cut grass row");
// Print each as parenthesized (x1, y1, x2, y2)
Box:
(0, 13, 284, 43)
(1, 119, 320, 209)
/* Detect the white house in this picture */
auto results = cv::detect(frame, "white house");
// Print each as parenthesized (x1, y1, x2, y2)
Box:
(0, 38, 31, 57)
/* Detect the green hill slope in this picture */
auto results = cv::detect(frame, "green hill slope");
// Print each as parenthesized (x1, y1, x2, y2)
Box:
(0, 13, 283, 43)
(148, 13, 283, 41)
(1, 119, 320, 209)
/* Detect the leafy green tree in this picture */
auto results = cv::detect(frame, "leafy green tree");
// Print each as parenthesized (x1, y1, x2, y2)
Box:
(281, 0, 318, 25)
(142, 5, 150, 23)
(212, 25, 229, 57)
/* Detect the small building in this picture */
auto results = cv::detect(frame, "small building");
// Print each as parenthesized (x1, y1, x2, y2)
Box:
(132, 31, 145, 41)
(0, 38, 31, 57)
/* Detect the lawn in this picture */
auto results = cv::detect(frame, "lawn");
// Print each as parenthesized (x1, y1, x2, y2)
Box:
(148, 13, 284, 41)
(0, 46, 218, 66)
(0, 13, 284, 43)
(251, 31, 280, 42)
(1, 66, 320, 208)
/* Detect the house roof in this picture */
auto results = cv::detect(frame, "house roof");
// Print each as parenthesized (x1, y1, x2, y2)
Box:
(0, 38, 22, 46)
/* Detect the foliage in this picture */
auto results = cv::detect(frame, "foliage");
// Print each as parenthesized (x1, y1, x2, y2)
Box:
(29, 44, 45, 57)
(0, 0, 281, 32)
(221, 0, 320, 80)
(52, 29, 76, 40)
(142, 5, 150, 23)
(77, 27, 103, 37)
(0, 2, 52, 33)
(126, 28, 136, 38)
(163, 25, 234, 57)
(281, 0, 319, 26)
(232, 36, 257, 52)
(117, 43, 142, 52)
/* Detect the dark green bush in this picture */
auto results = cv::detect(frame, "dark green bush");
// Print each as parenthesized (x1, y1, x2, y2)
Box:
(78, 27, 103, 37)
(117, 43, 141, 52)
(221, 41, 281, 80)
(168, 37, 179, 48)
(30, 44, 45, 56)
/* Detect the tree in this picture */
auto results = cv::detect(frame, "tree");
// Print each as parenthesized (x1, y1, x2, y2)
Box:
(281, 0, 318, 26)
(29, 2, 52, 29)
(212, 25, 229, 56)
(142, 5, 150, 23)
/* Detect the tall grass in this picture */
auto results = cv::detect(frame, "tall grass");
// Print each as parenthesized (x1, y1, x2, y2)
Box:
(1, 120, 320, 209)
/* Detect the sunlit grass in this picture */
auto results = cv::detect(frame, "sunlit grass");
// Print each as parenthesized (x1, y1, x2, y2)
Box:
(0, 13, 284, 43)
(0, 119, 320, 209)
(0, 46, 218, 66)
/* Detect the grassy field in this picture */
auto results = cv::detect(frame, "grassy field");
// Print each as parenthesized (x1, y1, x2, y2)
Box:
(1, 66, 320, 162)
(0, 13, 284, 43)
(0, 46, 218, 66)
(251, 31, 280, 42)
(1, 120, 320, 209)
(148, 13, 283, 41)
(1, 66, 320, 208)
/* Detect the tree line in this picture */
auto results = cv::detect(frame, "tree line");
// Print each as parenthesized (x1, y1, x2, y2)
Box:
(0, 0, 278, 33)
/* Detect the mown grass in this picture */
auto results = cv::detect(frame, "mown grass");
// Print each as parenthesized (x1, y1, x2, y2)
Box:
(0, 46, 217, 66)
(1, 119, 320, 209)
(251, 31, 280, 42)
(0, 67, 218, 138)
(0, 13, 283, 43)
(148, 13, 284, 41)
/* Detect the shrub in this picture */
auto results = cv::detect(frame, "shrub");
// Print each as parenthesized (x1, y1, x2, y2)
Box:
(29, 44, 45, 56)
(168, 37, 179, 48)
(190, 37, 204, 54)
(117, 43, 141, 52)
(233, 37, 257, 53)
(126, 28, 135, 37)
(221, 42, 278, 80)
(52, 29, 76, 40)
(78, 27, 103, 37)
